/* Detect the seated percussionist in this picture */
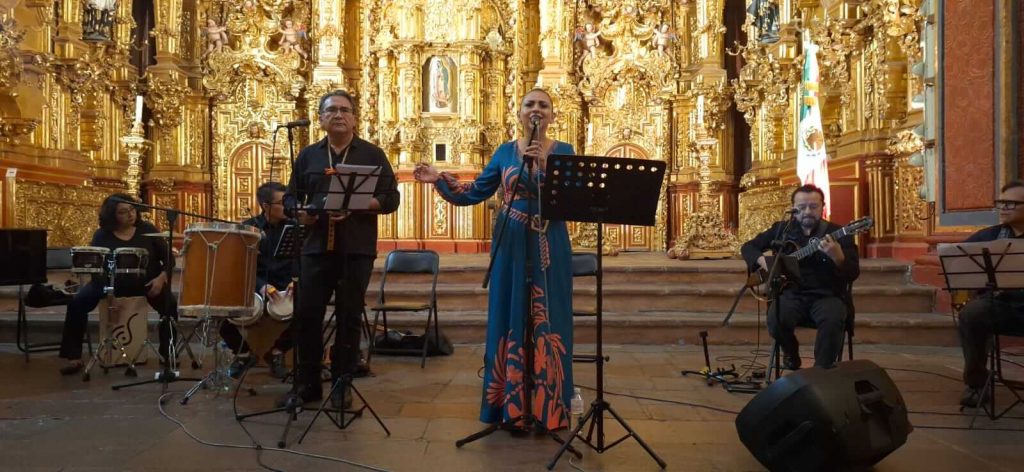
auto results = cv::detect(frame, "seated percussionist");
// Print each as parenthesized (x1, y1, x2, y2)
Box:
(219, 182, 297, 378)
(59, 193, 177, 375)
(956, 181, 1024, 407)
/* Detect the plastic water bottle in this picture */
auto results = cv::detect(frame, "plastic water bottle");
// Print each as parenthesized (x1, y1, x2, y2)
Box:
(570, 387, 585, 428)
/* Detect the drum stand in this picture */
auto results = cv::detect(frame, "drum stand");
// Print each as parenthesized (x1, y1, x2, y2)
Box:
(180, 316, 234, 405)
(81, 263, 139, 381)
(112, 206, 201, 394)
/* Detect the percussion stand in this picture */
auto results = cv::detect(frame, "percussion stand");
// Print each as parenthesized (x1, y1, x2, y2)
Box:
(111, 202, 236, 395)
(81, 258, 139, 381)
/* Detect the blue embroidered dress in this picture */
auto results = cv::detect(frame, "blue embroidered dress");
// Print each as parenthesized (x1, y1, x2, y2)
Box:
(434, 140, 574, 429)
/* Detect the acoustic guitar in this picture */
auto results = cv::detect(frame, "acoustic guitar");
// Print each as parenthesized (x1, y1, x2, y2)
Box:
(746, 216, 874, 296)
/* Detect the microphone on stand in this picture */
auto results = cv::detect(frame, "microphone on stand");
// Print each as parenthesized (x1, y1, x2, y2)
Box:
(276, 119, 310, 129)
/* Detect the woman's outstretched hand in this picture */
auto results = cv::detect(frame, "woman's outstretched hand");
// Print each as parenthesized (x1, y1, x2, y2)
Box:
(414, 162, 440, 184)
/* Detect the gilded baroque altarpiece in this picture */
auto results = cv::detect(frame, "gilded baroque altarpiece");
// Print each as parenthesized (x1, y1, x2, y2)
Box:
(0, 0, 930, 256)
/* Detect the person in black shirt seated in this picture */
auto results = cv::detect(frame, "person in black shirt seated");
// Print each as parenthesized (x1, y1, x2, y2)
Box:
(219, 182, 297, 379)
(956, 180, 1024, 407)
(58, 193, 177, 375)
(740, 184, 860, 370)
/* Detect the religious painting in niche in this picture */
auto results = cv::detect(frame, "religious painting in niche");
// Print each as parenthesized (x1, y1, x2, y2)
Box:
(422, 56, 457, 113)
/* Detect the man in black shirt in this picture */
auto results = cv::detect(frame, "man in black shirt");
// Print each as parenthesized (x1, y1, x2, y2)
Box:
(219, 182, 297, 378)
(282, 90, 400, 408)
(740, 184, 860, 370)
(956, 180, 1024, 407)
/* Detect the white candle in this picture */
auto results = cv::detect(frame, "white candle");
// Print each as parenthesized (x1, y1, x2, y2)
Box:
(134, 96, 144, 123)
(586, 123, 593, 145)
(697, 95, 705, 124)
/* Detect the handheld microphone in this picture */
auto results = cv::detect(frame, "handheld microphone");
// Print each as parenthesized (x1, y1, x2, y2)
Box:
(530, 114, 541, 127)
(786, 207, 800, 215)
(277, 119, 310, 129)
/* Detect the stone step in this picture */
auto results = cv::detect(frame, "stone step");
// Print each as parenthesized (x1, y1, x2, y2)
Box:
(0, 280, 935, 316)
(359, 282, 936, 314)
(2, 256, 912, 291)
(0, 310, 958, 348)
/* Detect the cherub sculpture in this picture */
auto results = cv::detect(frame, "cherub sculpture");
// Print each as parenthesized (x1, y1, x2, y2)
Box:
(573, 23, 601, 68)
(203, 19, 229, 57)
(651, 24, 677, 57)
(279, 19, 309, 59)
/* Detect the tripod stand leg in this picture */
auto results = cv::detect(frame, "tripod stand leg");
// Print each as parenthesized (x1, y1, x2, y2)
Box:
(350, 383, 389, 435)
(546, 406, 596, 469)
(454, 423, 500, 448)
(603, 403, 666, 468)
(180, 374, 212, 405)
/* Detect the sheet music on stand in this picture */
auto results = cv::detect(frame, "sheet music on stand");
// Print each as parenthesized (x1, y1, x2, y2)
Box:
(274, 224, 307, 259)
(313, 164, 381, 213)
(937, 240, 1024, 291)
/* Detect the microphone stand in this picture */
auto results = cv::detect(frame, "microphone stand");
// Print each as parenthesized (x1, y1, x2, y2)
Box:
(457, 119, 581, 458)
(109, 198, 238, 395)
(233, 121, 309, 448)
(762, 211, 800, 382)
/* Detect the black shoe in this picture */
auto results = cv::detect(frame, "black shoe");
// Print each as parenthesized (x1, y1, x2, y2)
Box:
(353, 358, 371, 378)
(275, 386, 322, 409)
(263, 351, 289, 379)
(59, 361, 84, 376)
(330, 380, 354, 410)
(227, 355, 256, 379)
(782, 352, 802, 371)
(960, 387, 991, 408)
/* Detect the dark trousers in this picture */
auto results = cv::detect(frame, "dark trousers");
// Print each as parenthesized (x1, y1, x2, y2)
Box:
(768, 290, 847, 368)
(59, 280, 178, 360)
(958, 295, 1024, 388)
(219, 322, 293, 356)
(295, 253, 374, 391)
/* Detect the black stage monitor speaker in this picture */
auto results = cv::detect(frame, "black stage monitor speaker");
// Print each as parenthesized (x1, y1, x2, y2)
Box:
(0, 229, 48, 286)
(736, 359, 912, 472)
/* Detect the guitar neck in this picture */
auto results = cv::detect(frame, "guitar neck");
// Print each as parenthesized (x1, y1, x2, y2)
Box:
(791, 226, 849, 260)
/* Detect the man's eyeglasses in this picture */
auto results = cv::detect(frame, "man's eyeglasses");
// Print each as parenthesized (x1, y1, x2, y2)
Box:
(994, 200, 1024, 210)
(321, 106, 353, 116)
(794, 203, 822, 211)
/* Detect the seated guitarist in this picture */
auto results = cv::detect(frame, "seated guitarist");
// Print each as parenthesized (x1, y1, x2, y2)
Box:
(740, 184, 860, 370)
(956, 180, 1024, 408)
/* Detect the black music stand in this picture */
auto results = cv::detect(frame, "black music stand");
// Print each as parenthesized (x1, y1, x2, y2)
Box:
(235, 222, 320, 447)
(4, 229, 53, 358)
(543, 154, 667, 470)
(297, 167, 389, 441)
(938, 240, 1024, 425)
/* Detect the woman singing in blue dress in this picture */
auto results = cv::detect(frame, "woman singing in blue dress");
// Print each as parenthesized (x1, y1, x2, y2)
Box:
(414, 88, 575, 431)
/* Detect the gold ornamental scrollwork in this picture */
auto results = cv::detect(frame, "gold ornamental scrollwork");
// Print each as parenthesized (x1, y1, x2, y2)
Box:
(13, 182, 108, 247)
(0, 14, 24, 91)
(737, 173, 793, 243)
(688, 79, 733, 133)
(888, 129, 927, 233)
(145, 73, 190, 129)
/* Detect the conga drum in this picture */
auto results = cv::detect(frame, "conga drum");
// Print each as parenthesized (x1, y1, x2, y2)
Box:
(228, 293, 266, 327)
(178, 222, 260, 317)
(97, 295, 150, 364)
(70, 246, 110, 276)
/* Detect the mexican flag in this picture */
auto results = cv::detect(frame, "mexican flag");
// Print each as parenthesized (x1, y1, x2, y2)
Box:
(797, 39, 832, 218)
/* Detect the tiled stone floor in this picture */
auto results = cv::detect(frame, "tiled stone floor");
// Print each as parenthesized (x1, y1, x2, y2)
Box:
(1, 343, 1022, 471)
